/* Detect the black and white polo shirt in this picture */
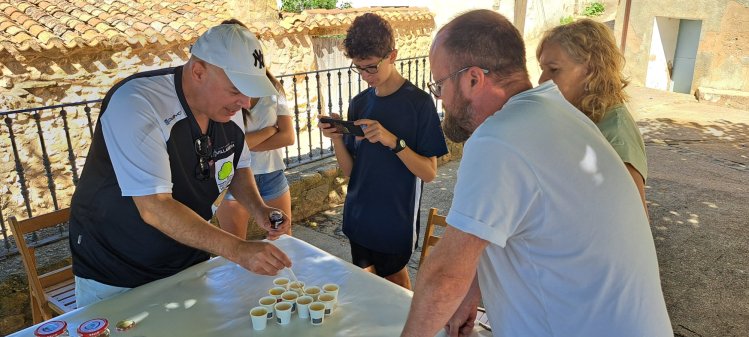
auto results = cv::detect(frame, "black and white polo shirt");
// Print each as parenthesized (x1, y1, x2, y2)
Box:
(70, 66, 250, 288)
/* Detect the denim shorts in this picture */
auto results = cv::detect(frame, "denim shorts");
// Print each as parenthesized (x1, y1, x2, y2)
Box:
(225, 169, 289, 201)
(75, 276, 130, 307)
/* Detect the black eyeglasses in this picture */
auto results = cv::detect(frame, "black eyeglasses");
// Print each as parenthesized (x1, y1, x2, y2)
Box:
(194, 135, 213, 181)
(428, 66, 489, 97)
(350, 52, 391, 75)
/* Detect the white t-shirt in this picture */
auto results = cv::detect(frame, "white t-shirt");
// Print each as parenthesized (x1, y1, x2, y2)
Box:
(101, 72, 251, 196)
(447, 82, 672, 337)
(242, 95, 292, 174)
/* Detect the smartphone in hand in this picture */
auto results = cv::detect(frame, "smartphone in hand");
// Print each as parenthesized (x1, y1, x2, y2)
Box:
(319, 117, 365, 137)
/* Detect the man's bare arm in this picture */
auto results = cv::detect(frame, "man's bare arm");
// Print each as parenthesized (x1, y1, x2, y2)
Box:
(401, 226, 488, 337)
(132, 193, 290, 275)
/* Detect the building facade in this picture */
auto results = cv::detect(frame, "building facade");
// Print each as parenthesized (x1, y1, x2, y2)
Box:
(615, 0, 749, 106)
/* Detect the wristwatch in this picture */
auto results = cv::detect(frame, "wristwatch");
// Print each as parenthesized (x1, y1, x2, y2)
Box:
(392, 138, 407, 153)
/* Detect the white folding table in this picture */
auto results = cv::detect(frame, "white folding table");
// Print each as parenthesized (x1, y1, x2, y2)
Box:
(9, 235, 491, 337)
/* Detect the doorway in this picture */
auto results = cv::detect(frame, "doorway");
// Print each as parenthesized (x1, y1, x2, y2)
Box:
(645, 17, 702, 94)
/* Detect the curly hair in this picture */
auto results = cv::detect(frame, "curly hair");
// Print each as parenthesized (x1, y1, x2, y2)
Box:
(536, 19, 629, 123)
(343, 13, 394, 59)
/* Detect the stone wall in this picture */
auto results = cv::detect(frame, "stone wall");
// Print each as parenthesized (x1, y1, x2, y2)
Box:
(0, 141, 463, 335)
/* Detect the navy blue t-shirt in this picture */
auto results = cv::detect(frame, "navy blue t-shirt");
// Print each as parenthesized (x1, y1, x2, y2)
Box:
(343, 81, 448, 254)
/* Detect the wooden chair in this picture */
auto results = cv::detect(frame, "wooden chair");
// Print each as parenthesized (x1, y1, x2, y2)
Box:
(418, 207, 448, 267)
(9, 208, 76, 323)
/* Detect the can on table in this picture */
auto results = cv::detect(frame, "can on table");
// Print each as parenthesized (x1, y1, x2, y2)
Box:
(269, 210, 284, 229)
(76, 318, 109, 337)
(34, 321, 69, 337)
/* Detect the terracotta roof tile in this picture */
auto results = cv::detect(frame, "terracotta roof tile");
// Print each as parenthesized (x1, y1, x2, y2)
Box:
(0, 21, 13, 32)
(16, 2, 31, 13)
(1, 1, 433, 61)
(36, 30, 54, 44)
(276, 7, 434, 35)
(28, 24, 44, 36)
(6, 25, 23, 36)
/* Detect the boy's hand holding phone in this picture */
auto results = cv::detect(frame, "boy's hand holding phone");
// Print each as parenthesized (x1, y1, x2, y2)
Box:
(354, 119, 398, 150)
(318, 114, 365, 137)
(318, 115, 398, 151)
(318, 114, 344, 139)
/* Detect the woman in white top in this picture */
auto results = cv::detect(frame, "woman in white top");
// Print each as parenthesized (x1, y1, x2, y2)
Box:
(217, 69, 295, 237)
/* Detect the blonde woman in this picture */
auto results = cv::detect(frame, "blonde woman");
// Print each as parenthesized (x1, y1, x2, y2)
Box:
(537, 19, 648, 215)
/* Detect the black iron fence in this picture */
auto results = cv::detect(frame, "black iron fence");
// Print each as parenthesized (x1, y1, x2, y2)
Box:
(0, 56, 436, 258)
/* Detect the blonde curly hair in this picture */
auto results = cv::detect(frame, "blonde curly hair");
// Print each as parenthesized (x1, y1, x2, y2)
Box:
(536, 19, 629, 123)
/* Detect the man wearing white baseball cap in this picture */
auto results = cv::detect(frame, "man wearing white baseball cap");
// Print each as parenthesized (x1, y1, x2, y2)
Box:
(69, 20, 292, 307)
(190, 23, 279, 98)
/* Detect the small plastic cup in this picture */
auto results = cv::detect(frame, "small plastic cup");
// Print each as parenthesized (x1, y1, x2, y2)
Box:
(322, 283, 339, 298)
(309, 302, 326, 326)
(318, 293, 336, 316)
(250, 306, 268, 331)
(304, 286, 321, 301)
(323, 283, 340, 307)
(289, 281, 306, 295)
(273, 277, 290, 289)
(296, 295, 313, 319)
(274, 301, 293, 325)
(281, 291, 299, 313)
(258, 296, 277, 319)
(269, 286, 286, 302)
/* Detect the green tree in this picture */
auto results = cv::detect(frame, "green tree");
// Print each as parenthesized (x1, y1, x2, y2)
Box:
(582, 2, 605, 17)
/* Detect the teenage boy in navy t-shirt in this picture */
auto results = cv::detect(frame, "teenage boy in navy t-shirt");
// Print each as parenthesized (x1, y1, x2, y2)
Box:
(319, 13, 448, 289)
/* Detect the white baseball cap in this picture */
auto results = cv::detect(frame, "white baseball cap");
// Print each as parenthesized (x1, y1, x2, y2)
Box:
(190, 24, 278, 97)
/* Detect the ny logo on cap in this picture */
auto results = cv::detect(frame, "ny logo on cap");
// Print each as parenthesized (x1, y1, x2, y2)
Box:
(253, 49, 265, 69)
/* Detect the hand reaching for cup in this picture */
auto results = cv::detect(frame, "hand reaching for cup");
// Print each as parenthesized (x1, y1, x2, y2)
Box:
(231, 240, 292, 276)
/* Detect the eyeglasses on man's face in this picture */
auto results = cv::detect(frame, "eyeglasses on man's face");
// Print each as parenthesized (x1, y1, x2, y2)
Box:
(194, 135, 213, 181)
(428, 66, 490, 97)
(350, 52, 391, 75)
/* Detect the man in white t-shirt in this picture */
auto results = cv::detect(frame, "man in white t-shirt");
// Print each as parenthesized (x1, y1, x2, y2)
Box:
(401, 10, 673, 337)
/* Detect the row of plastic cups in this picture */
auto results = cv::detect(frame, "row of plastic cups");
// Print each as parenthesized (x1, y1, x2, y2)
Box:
(273, 278, 306, 294)
(258, 291, 337, 319)
(273, 278, 340, 295)
(268, 283, 339, 303)
(250, 293, 337, 330)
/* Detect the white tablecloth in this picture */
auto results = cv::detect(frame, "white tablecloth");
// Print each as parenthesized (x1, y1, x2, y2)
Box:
(10, 235, 490, 337)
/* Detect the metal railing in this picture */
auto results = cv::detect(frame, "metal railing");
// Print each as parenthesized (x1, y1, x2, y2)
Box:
(0, 56, 434, 258)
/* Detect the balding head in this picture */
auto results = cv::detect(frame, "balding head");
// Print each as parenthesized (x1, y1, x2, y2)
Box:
(430, 10, 533, 143)
(432, 10, 528, 82)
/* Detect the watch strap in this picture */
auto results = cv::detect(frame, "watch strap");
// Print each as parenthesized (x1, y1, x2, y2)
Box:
(392, 138, 406, 153)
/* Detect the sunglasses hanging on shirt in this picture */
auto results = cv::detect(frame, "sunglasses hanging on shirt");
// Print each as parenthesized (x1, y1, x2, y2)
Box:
(194, 135, 213, 181)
